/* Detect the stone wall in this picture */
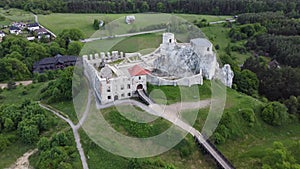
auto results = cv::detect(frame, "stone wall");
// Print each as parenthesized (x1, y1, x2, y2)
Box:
(147, 73, 203, 87)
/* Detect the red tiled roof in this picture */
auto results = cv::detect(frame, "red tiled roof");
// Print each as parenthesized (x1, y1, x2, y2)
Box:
(128, 65, 150, 76)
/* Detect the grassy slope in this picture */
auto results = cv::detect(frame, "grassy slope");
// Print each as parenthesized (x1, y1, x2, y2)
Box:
(0, 82, 48, 104)
(0, 8, 35, 26)
(201, 24, 252, 65)
(110, 33, 162, 53)
(38, 13, 230, 38)
(0, 83, 81, 168)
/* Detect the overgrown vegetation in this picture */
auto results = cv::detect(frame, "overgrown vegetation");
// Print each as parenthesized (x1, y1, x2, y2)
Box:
(30, 131, 82, 169)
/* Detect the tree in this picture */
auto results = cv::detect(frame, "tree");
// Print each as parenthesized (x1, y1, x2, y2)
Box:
(0, 58, 31, 82)
(67, 41, 83, 55)
(140, 2, 149, 12)
(262, 141, 300, 169)
(26, 43, 48, 61)
(261, 102, 288, 126)
(59, 29, 84, 41)
(93, 19, 99, 30)
(49, 42, 65, 56)
(284, 96, 299, 114)
(234, 69, 259, 96)
(156, 2, 165, 12)
(5, 51, 23, 61)
(38, 137, 50, 151)
(18, 120, 39, 144)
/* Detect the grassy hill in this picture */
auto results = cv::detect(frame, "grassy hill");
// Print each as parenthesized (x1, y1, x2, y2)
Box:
(37, 13, 230, 38)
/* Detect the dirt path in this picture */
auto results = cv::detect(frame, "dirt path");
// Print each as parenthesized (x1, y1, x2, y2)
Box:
(0, 80, 33, 89)
(8, 149, 38, 169)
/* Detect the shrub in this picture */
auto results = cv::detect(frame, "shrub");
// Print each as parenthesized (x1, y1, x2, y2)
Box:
(240, 108, 255, 127)
(213, 132, 225, 144)
(261, 102, 288, 126)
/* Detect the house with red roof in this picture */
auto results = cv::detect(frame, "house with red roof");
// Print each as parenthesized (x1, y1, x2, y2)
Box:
(83, 53, 150, 104)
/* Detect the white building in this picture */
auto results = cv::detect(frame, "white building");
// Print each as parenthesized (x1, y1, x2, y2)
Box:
(83, 54, 148, 104)
(125, 15, 136, 24)
(9, 26, 21, 35)
(0, 31, 5, 38)
(27, 23, 40, 32)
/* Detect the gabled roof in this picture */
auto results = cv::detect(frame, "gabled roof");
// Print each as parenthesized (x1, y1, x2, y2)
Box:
(10, 26, 21, 31)
(34, 55, 77, 67)
(128, 65, 150, 76)
(28, 22, 39, 27)
(35, 28, 48, 34)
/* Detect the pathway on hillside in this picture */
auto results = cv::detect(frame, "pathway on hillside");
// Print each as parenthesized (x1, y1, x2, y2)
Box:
(34, 14, 57, 38)
(38, 91, 92, 169)
(0, 80, 32, 89)
(8, 149, 38, 169)
(94, 92, 233, 169)
(80, 28, 167, 43)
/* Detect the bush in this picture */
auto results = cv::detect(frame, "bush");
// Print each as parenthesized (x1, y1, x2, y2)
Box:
(20, 90, 28, 96)
(261, 102, 288, 126)
(37, 73, 49, 82)
(213, 132, 225, 144)
(239, 108, 255, 127)
(7, 81, 16, 90)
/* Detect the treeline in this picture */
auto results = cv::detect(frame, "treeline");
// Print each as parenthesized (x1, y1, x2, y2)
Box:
(247, 34, 300, 68)
(2, 0, 300, 16)
(243, 57, 300, 102)
(0, 29, 83, 82)
(238, 12, 300, 36)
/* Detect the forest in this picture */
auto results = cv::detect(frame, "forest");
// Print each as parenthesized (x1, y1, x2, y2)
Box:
(222, 11, 300, 118)
(1, 0, 300, 16)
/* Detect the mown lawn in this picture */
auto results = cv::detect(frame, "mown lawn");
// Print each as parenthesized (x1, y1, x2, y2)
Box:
(147, 80, 212, 105)
(38, 13, 230, 38)
(110, 33, 162, 53)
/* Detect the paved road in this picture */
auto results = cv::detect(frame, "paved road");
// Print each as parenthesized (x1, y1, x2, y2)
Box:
(81, 28, 166, 43)
(209, 19, 236, 25)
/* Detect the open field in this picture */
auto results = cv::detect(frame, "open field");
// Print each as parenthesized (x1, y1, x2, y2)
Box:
(110, 33, 162, 53)
(38, 13, 231, 38)
(0, 8, 34, 26)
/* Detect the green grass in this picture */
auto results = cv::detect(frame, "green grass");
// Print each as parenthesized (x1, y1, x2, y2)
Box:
(192, 87, 300, 169)
(37, 13, 126, 38)
(175, 14, 231, 23)
(38, 13, 230, 39)
(50, 101, 78, 124)
(110, 33, 162, 53)
(0, 82, 48, 104)
(201, 24, 252, 65)
(0, 137, 35, 168)
(79, 128, 215, 169)
(147, 80, 212, 105)
(0, 8, 35, 26)
(101, 106, 171, 138)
